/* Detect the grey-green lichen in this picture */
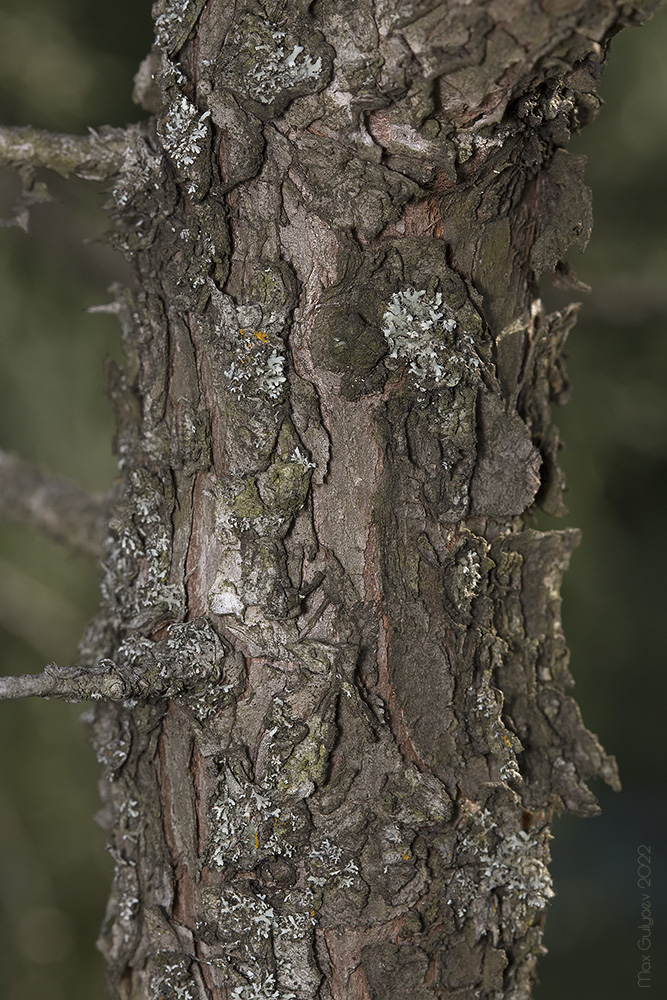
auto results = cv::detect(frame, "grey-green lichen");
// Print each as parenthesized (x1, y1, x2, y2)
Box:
(224, 329, 286, 402)
(115, 619, 231, 719)
(244, 23, 323, 105)
(445, 803, 554, 928)
(153, 0, 207, 53)
(110, 130, 165, 212)
(447, 534, 489, 614)
(149, 954, 199, 1000)
(218, 14, 329, 115)
(208, 292, 289, 403)
(99, 467, 181, 627)
(382, 288, 482, 390)
(453, 122, 512, 165)
(159, 95, 211, 174)
(201, 884, 318, 999)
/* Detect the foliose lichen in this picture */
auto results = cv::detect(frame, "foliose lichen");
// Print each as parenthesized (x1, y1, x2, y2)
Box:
(454, 546, 482, 609)
(153, 0, 206, 53)
(159, 95, 211, 173)
(111, 131, 164, 212)
(453, 123, 512, 164)
(231, 18, 324, 106)
(445, 806, 554, 926)
(382, 288, 481, 389)
(100, 467, 180, 621)
(203, 882, 316, 998)
(224, 327, 286, 401)
(150, 954, 199, 1000)
(114, 619, 230, 719)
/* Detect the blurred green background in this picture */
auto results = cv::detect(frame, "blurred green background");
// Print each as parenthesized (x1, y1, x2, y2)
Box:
(0, 2, 665, 998)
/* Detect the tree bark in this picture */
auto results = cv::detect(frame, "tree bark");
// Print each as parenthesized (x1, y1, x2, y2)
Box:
(1, 0, 656, 997)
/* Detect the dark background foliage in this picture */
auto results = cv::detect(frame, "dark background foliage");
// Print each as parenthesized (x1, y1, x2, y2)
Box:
(0, 2, 664, 997)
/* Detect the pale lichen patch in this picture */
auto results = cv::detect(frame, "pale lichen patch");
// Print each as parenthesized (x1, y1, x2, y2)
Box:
(111, 133, 164, 212)
(453, 123, 511, 164)
(213, 298, 288, 403)
(382, 288, 481, 389)
(455, 547, 482, 608)
(153, 0, 206, 53)
(202, 883, 318, 999)
(150, 954, 199, 1000)
(445, 805, 554, 928)
(224, 336, 286, 401)
(216, 13, 327, 118)
(241, 20, 323, 106)
(159, 95, 211, 173)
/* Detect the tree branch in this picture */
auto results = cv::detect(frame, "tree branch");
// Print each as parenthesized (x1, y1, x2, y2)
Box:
(0, 124, 130, 181)
(0, 449, 109, 558)
(0, 662, 126, 702)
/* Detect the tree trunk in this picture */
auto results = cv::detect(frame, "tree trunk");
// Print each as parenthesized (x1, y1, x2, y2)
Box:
(1, 0, 655, 997)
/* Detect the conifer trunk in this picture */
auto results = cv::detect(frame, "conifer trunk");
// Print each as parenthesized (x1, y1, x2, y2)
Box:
(3, 1, 656, 997)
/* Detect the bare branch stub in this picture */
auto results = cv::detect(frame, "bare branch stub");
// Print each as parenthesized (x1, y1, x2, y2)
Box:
(0, 662, 124, 702)
(0, 124, 131, 181)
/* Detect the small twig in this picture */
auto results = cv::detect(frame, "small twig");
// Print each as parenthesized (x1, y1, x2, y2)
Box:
(0, 448, 109, 558)
(0, 662, 127, 703)
(0, 124, 131, 182)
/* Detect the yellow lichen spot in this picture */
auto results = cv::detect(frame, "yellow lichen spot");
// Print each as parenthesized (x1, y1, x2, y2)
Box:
(402, 852, 410, 861)
(310, 910, 315, 917)
(254, 833, 259, 849)
(253, 329, 269, 343)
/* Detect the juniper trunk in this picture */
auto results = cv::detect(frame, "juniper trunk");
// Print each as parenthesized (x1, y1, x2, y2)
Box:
(3, 0, 654, 997)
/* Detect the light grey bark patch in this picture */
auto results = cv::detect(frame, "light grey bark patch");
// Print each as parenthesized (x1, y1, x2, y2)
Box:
(469, 393, 541, 516)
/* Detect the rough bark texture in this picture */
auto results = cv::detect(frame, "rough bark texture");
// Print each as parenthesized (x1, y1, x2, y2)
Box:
(3, 0, 657, 997)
